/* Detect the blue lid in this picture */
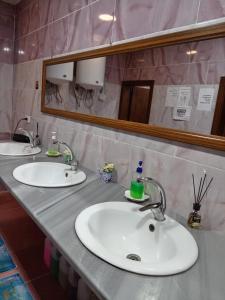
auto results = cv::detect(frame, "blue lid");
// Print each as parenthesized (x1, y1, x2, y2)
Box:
(136, 160, 143, 174)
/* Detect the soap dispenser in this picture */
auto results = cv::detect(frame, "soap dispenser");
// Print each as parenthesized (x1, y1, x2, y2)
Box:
(47, 131, 59, 156)
(130, 161, 144, 199)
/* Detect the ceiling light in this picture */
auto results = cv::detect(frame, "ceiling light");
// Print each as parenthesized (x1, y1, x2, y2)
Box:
(186, 50, 198, 55)
(3, 47, 10, 52)
(99, 14, 116, 21)
(18, 49, 25, 55)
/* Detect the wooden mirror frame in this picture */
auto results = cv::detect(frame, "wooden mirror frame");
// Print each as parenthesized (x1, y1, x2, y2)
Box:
(42, 22, 225, 151)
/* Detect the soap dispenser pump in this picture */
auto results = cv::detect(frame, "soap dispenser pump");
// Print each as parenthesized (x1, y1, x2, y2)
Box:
(130, 161, 144, 199)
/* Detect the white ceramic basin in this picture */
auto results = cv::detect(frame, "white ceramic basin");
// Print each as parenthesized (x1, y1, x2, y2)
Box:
(75, 202, 198, 275)
(0, 142, 41, 156)
(13, 162, 86, 187)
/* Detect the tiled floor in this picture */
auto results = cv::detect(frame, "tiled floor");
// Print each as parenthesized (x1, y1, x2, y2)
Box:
(0, 188, 68, 300)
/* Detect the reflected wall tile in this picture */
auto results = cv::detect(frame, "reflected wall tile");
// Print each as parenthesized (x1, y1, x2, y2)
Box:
(140, 64, 190, 85)
(207, 61, 225, 84)
(189, 38, 225, 63)
(153, 44, 191, 66)
(52, 0, 96, 21)
(123, 68, 141, 81)
(125, 50, 155, 68)
(198, 0, 225, 22)
(105, 66, 124, 84)
(187, 62, 208, 84)
(106, 53, 127, 69)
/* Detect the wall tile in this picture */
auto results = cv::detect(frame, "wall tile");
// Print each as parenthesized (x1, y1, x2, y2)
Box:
(0, 1, 15, 17)
(207, 61, 225, 84)
(52, 0, 96, 21)
(198, 0, 225, 22)
(0, 14, 14, 40)
(67, 0, 114, 53)
(112, 0, 200, 42)
(0, 39, 13, 64)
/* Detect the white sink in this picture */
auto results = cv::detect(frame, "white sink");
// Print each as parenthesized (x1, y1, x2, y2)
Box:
(0, 142, 41, 156)
(13, 162, 86, 187)
(75, 202, 198, 275)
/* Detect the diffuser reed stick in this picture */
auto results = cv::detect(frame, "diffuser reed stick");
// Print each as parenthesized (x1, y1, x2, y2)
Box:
(188, 171, 213, 228)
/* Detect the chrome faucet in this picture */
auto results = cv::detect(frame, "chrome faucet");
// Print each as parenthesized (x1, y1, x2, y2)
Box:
(138, 177, 166, 222)
(58, 141, 78, 171)
(18, 128, 35, 147)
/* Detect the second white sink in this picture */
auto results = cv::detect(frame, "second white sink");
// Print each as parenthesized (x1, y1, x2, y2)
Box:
(13, 162, 86, 187)
(75, 202, 198, 275)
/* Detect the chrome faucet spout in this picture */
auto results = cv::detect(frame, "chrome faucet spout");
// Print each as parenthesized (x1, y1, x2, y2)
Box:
(58, 141, 77, 168)
(18, 128, 35, 147)
(138, 177, 166, 222)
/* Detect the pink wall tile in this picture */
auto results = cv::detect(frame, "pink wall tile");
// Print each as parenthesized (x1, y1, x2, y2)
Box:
(188, 38, 225, 63)
(0, 39, 13, 64)
(198, 0, 225, 22)
(39, 0, 53, 27)
(187, 62, 208, 84)
(112, 0, 200, 42)
(50, 17, 69, 56)
(52, 0, 96, 21)
(0, 1, 15, 17)
(15, 27, 51, 63)
(0, 14, 14, 40)
(67, 0, 114, 53)
(207, 61, 225, 84)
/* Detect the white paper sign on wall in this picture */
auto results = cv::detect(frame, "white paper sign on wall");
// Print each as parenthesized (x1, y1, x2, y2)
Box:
(197, 88, 215, 111)
(173, 106, 192, 121)
(165, 87, 179, 107)
(177, 87, 192, 106)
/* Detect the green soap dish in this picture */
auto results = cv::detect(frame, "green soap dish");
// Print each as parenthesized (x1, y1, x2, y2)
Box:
(46, 151, 62, 157)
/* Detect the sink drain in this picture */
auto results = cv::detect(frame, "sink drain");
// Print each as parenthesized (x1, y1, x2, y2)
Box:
(126, 254, 141, 262)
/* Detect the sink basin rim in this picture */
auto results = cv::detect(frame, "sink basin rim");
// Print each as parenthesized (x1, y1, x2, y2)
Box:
(13, 162, 86, 187)
(75, 201, 198, 276)
(0, 141, 41, 156)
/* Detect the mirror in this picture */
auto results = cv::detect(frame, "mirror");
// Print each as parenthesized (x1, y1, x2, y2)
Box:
(41, 24, 225, 151)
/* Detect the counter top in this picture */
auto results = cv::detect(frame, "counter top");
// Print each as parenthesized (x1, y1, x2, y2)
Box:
(0, 153, 225, 300)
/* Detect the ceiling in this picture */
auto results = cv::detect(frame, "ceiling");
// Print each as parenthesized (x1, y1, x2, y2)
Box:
(2, 0, 21, 4)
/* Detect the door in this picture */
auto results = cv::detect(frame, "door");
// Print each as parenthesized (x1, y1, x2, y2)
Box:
(118, 80, 154, 124)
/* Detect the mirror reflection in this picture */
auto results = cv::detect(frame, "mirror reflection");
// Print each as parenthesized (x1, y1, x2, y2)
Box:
(44, 37, 225, 136)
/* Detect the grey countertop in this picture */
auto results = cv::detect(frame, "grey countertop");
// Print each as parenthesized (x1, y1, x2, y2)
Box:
(0, 151, 225, 300)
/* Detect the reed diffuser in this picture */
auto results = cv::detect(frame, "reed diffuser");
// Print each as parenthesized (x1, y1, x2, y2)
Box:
(188, 171, 213, 228)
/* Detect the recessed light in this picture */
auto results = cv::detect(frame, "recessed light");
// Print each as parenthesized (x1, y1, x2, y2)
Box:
(18, 49, 25, 55)
(186, 50, 198, 55)
(3, 47, 10, 52)
(99, 14, 116, 21)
